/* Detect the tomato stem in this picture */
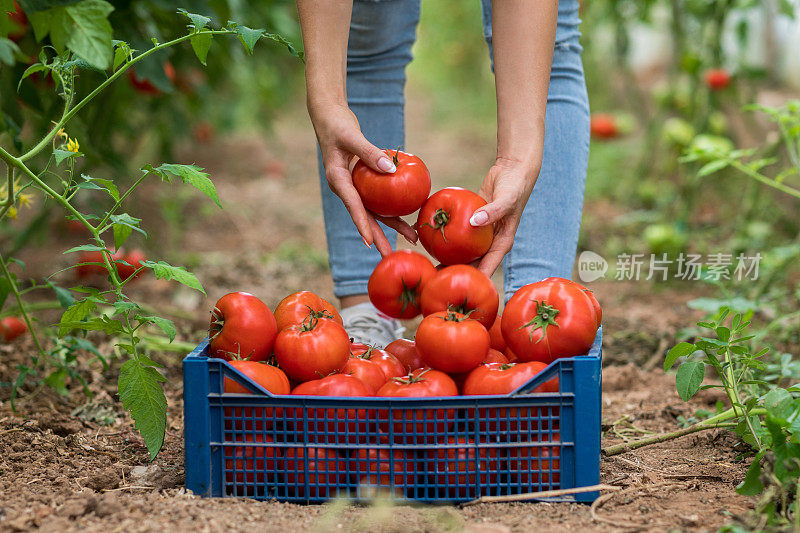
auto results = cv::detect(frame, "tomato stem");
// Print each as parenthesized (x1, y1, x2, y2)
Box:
(420, 208, 450, 242)
(517, 300, 560, 343)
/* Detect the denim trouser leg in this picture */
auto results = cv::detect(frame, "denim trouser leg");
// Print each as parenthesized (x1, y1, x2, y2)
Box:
(317, 0, 421, 298)
(480, 0, 590, 300)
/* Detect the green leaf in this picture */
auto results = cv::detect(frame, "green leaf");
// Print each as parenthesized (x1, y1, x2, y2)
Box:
(58, 298, 96, 336)
(178, 9, 211, 31)
(53, 148, 81, 165)
(141, 260, 205, 294)
(676, 361, 705, 401)
(20, 64, 51, 90)
(111, 40, 132, 71)
(263, 31, 304, 61)
(0, 37, 20, 67)
(138, 315, 176, 342)
(763, 388, 795, 421)
(144, 163, 220, 207)
(113, 223, 132, 250)
(235, 25, 263, 55)
(64, 0, 114, 70)
(19, 0, 82, 10)
(108, 213, 143, 250)
(190, 32, 212, 65)
(697, 159, 729, 177)
(79, 174, 119, 201)
(112, 300, 138, 315)
(664, 342, 697, 371)
(63, 243, 105, 254)
(60, 316, 124, 335)
(48, 282, 75, 308)
(118, 359, 167, 460)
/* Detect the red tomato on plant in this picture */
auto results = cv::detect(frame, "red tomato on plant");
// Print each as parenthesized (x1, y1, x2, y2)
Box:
(384, 338, 426, 373)
(704, 68, 731, 90)
(376, 368, 458, 444)
(273, 291, 343, 331)
(350, 345, 406, 381)
(224, 434, 279, 488)
(426, 437, 499, 498)
(415, 310, 490, 374)
(368, 250, 437, 319)
(350, 447, 417, 495)
(420, 264, 499, 329)
(274, 316, 350, 382)
(488, 314, 506, 352)
(116, 249, 146, 281)
(127, 61, 176, 95)
(341, 357, 387, 394)
(209, 292, 278, 362)
(416, 188, 493, 265)
(290, 374, 372, 444)
(590, 113, 618, 139)
(279, 447, 349, 498)
(352, 149, 431, 217)
(0, 317, 27, 342)
(502, 279, 599, 364)
(76, 250, 110, 278)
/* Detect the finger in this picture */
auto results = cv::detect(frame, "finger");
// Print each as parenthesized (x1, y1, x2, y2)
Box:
(368, 217, 394, 257)
(326, 166, 374, 246)
(476, 222, 518, 277)
(375, 215, 418, 245)
(469, 195, 516, 227)
(343, 133, 396, 174)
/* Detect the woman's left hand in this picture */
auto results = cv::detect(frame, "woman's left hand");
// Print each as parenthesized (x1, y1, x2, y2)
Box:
(469, 155, 542, 277)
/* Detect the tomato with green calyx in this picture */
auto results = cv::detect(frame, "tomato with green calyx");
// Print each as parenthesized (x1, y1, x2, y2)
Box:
(352, 149, 431, 217)
(416, 310, 490, 374)
(209, 292, 277, 362)
(274, 315, 350, 382)
(416, 188, 493, 265)
(273, 291, 343, 331)
(420, 264, 499, 329)
(384, 338, 426, 373)
(350, 345, 405, 381)
(0, 317, 27, 342)
(502, 279, 599, 364)
(368, 250, 437, 319)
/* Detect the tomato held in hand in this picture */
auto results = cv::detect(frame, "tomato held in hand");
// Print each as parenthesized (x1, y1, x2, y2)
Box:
(384, 338, 426, 373)
(415, 188, 493, 265)
(350, 345, 406, 381)
(274, 316, 350, 382)
(426, 437, 500, 498)
(416, 310, 490, 374)
(420, 264, 499, 329)
(273, 291, 343, 331)
(209, 292, 278, 362)
(352, 149, 431, 217)
(368, 250, 437, 319)
(376, 368, 458, 444)
(502, 279, 600, 364)
(0, 317, 27, 342)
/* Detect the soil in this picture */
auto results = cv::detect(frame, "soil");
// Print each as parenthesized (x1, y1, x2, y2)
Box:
(0, 98, 757, 532)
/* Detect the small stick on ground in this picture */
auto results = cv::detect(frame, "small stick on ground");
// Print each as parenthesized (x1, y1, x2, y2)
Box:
(461, 484, 620, 506)
(602, 422, 737, 456)
(590, 482, 689, 529)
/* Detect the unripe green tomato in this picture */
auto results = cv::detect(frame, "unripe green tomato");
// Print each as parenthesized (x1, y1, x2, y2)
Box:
(662, 117, 696, 147)
(689, 134, 735, 161)
(644, 224, 687, 256)
(708, 111, 728, 135)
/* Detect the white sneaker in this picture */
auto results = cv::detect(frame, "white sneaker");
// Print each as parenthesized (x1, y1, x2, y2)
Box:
(340, 302, 405, 348)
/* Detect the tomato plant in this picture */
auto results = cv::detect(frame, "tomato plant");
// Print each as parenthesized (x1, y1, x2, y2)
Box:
(502, 278, 600, 364)
(416, 310, 490, 374)
(274, 315, 350, 383)
(368, 250, 437, 319)
(416, 187, 493, 265)
(209, 292, 278, 362)
(273, 290, 342, 331)
(420, 264, 499, 328)
(352, 149, 431, 217)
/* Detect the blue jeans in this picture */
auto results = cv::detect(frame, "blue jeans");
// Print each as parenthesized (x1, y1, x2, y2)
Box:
(318, 0, 590, 302)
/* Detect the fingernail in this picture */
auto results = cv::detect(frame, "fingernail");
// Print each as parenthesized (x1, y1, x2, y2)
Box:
(377, 157, 396, 173)
(404, 234, 417, 245)
(470, 211, 489, 226)
(362, 237, 372, 248)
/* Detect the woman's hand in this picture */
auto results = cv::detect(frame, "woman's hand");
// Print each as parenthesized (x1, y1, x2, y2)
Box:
(308, 101, 418, 257)
(470, 155, 542, 277)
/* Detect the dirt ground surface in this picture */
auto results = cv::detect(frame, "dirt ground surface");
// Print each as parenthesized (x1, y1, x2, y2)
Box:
(0, 98, 756, 532)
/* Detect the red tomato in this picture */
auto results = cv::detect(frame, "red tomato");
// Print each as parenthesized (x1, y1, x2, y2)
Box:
(127, 61, 176, 95)
(224, 434, 279, 488)
(384, 339, 426, 373)
(376, 368, 458, 444)
(542, 277, 602, 327)
(506, 439, 561, 487)
(590, 113, 618, 139)
(116, 249, 146, 281)
(502, 279, 599, 364)
(341, 357, 387, 394)
(352, 149, 431, 217)
(505, 348, 519, 363)
(415, 310, 490, 374)
(350, 345, 406, 381)
(76, 250, 110, 278)
(224, 360, 290, 432)
(368, 250, 437, 319)
(350, 447, 417, 495)
(704, 68, 731, 90)
(488, 315, 506, 352)
(450, 348, 509, 392)
(279, 447, 349, 498)
(416, 188, 493, 265)
(273, 291, 343, 331)
(274, 316, 350, 382)
(290, 374, 372, 444)
(192, 121, 215, 144)
(209, 292, 278, 362)
(420, 264, 499, 329)
(0, 317, 27, 342)
(426, 437, 500, 498)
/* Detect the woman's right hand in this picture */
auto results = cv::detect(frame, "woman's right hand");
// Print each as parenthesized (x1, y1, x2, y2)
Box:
(308, 101, 418, 256)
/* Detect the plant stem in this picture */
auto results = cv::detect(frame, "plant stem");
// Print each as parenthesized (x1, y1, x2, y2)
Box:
(0, 252, 46, 357)
(729, 159, 800, 200)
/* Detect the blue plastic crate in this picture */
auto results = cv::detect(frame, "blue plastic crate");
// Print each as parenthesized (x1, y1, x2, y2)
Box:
(183, 328, 602, 504)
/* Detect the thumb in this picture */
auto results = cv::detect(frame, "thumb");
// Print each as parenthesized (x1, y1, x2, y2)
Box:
(469, 197, 514, 227)
(346, 134, 397, 174)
